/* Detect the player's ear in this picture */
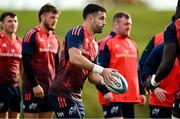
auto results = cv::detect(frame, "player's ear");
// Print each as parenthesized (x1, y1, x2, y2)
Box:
(88, 15, 94, 23)
(0, 21, 3, 30)
(40, 14, 45, 22)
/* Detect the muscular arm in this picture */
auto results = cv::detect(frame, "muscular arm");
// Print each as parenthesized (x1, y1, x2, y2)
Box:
(88, 71, 110, 94)
(142, 44, 164, 81)
(22, 31, 38, 87)
(139, 38, 155, 71)
(67, 27, 96, 71)
(154, 21, 178, 83)
(155, 42, 177, 83)
(22, 30, 44, 98)
(68, 47, 94, 71)
(23, 54, 38, 87)
(55, 46, 60, 73)
(88, 72, 102, 85)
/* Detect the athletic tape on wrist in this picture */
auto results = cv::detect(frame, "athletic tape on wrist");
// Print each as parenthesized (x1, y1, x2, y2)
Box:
(100, 78, 105, 85)
(151, 76, 159, 87)
(92, 64, 104, 74)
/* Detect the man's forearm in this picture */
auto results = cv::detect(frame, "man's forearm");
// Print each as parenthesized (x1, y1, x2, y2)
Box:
(23, 54, 38, 87)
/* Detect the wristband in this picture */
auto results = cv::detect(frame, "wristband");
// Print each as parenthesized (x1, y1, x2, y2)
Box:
(151, 75, 159, 87)
(100, 78, 105, 85)
(92, 64, 104, 74)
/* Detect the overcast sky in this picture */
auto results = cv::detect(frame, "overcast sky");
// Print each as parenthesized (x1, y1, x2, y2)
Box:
(142, 0, 178, 11)
(0, 0, 178, 11)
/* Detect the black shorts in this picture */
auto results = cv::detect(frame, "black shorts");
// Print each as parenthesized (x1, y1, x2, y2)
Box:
(172, 99, 180, 118)
(149, 105, 172, 118)
(23, 92, 53, 113)
(0, 84, 21, 112)
(48, 95, 85, 118)
(102, 102, 135, 118)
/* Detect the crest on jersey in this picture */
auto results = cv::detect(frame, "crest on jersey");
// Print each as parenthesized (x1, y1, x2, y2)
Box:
(40, 38, 44, 42)
(2, 43, 7, 48)
(48, 43, 51, 48)
(11, 49, 15, 53)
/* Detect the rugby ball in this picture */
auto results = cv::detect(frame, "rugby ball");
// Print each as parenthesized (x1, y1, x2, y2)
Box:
(104, 71, 128, 94)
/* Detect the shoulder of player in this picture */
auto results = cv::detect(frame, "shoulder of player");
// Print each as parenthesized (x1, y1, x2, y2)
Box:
(0, 32, 21, 43)
(167, 21, 176, 31)
(16, 36, 22, 43)
(0, 32, 4, 38)
(23, 28, 38, 42)
(128, 37, 137, 45)
(0, 32, 7, 41)
(98, 34, 114, 51)
(152, 44, 164, 55)
(99, 32, 116, 45)
(69, 26, 84, 36)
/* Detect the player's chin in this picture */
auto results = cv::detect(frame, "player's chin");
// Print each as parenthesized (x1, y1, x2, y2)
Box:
(8, 29, 16, 34)
(48, 27, 55, 31)
(95, 28, 103, 33)
(50, 25, 56, 30)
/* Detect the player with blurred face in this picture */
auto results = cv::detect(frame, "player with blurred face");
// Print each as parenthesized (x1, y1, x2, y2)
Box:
(141, 43, 180, 118)
(91, 11, 106, 33)
(0, 12, 22, 119)
(48, 4, 116, 118)
(116, 16, 132, 36)
(22, 3, 60, 118)
(96, 12, 146, 118)
(43, 12, 58, 31)
(145, 0, 180, 118)
(2, 15, 18, 33)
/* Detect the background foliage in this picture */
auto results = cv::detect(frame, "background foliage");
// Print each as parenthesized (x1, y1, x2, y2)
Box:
(0, 3, 174, 118)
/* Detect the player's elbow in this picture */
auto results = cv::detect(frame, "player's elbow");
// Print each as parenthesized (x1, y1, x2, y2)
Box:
(88, 77, 101, 85)
(88, 77, 95, 84)
(164, 63, 173, 74)
(88, 73, 102, 85)
(69, 55, 80, 66)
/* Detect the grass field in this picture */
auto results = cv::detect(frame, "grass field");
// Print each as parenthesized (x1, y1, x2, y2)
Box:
(0, 3, 174, 118)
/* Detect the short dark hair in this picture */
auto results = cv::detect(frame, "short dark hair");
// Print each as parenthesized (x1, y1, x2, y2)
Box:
(113, 12, 131, 21)
(38, 3, 59, 22)
(0, 11, 16, 22)
(83, 4, 106, 20)
(171, 14, 175, 21)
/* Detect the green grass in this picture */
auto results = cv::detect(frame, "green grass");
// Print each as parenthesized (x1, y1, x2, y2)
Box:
(0, 3, 174, 118)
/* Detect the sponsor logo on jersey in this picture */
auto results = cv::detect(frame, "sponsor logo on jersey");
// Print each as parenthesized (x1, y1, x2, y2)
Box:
(115, 53, 136, 58)
(115, 44, 120, 48)
(39, 48, 57, 53)
(0, 53, 22, 58)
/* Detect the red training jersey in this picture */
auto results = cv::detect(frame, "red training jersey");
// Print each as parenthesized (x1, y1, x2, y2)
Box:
(98, 32, 140, 105)
(49, 26, 99, 101)
(22, 26, 60, 95)
(0, 32, 22, 86)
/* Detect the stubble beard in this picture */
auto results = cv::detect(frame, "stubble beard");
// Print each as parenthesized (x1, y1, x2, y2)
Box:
(44, 20, 55, 31)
